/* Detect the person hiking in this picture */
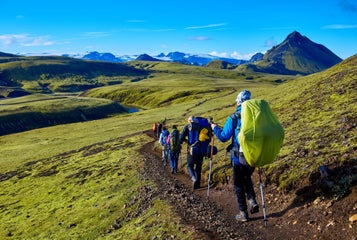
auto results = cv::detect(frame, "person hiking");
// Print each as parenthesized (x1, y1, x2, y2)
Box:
(157, 122, 163, 138)
(179, 116, 204, 190)
(169, 125, 181, 174)
(159, 126, 170, 166)
(152, 122, 157, 137)
(210, 90, 259, 222)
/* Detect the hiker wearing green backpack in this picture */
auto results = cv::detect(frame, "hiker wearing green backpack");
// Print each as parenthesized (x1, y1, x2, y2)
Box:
(211, 90, 259, 222)
(169, 125, 181, 174)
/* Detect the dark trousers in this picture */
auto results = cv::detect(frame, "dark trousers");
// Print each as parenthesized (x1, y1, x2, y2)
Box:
(233, 153, 256, 211)
(170, 150, 180, 173)
(187, 153, 203, 187)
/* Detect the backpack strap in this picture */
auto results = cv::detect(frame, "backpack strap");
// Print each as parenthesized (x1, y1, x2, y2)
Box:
(230, 112, 241, 147)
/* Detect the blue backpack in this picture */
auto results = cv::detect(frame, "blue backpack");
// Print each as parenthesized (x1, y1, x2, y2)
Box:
(188, 117, 212, 157)
(159, 129, 169, 146)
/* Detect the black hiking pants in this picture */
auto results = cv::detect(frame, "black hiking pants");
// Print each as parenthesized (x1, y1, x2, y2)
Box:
(233, 153, 256, 211)
(187, 153, 203, 188)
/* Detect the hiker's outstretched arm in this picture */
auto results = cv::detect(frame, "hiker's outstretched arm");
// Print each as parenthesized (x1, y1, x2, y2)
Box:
(213, 117, 234, 142)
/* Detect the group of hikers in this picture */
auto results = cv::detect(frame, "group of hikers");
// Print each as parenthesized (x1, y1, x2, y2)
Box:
(152, 89, 284, 222)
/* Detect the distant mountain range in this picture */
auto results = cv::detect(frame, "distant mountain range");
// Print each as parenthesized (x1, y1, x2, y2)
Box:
(78, 31, 342, 75)
(81, 51, 256, 66)
(1, 31, 345, 76)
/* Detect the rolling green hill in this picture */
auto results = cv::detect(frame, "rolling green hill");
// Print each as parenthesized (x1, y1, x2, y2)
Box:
(0, 53, 355, 239)
(0, 55, 149, 93)
(0, 94, 128, 135)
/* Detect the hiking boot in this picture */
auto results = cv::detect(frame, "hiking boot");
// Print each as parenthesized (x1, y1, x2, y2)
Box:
(235, 210, 249, 222)
(191, 176, 197, 190)
(249, 199, 259, 214)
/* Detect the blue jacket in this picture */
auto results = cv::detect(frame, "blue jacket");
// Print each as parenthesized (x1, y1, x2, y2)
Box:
(213, 105, 242, 165)
(159, 129, 170, 146)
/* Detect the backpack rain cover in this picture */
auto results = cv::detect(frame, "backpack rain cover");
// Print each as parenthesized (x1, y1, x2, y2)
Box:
(238, 99, 284, 167)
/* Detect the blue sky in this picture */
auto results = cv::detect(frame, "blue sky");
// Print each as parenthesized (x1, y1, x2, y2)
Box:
(1, 0, 357, 60)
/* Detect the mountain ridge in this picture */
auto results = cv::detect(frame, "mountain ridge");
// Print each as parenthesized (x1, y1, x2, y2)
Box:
(250, 31, 343, 75)
(0, 31, 347, 77)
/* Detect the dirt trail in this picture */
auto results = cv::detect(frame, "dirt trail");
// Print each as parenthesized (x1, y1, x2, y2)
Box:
(140, 130, 357, 240)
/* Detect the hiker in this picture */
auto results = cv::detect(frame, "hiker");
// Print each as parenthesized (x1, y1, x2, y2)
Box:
(157, 122, 163, 138)
(159, 126, 170, 166)
(210, 90, 259, 222)
(179, 116, 204, 189)
(169, 125, 181, 174)
(152, 122, 157, 136)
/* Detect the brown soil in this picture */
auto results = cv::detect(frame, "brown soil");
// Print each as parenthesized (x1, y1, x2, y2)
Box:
(140, 130, 357, 240)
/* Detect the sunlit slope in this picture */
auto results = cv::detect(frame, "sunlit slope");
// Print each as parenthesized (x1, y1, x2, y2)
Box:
(0, 55, 355, 239)
(83, 60, 295, 109)
(0, 94, 128, 135)
(263, 54, 357, 190)
(0, 55, 149, 93)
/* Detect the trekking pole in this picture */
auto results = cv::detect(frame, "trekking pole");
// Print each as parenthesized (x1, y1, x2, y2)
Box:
(259, 168, 268, 226)
(207, 117, 214, 198)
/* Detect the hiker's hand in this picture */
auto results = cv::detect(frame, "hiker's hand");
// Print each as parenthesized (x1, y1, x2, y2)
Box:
(211, 123, 217, 130)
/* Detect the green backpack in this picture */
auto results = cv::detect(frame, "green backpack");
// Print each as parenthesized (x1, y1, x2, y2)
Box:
(238, 99, 284, 167)
(170, 129, 181, 151)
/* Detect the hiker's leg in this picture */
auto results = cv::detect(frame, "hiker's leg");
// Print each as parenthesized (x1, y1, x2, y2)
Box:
(173, 151, 179, 173)
(169, 150, 174, 170)
(164, 146, 169, 161)
(194, 156, 203, 188)
(243, 165, 256, 200)
(187, 154, 196, 181)
(233, 163, 248, 211)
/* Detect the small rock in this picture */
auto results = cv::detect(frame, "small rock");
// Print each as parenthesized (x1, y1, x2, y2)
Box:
(326, 220, 335, 228)
(349, 213, 357, 222)
(325, 201, 333, 208)
(313, 197, 321, 205)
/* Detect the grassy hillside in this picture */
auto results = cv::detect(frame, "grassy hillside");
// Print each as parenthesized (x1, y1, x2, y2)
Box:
(83, 60, 295, 109)
(0, 56, 355, 239)
(0, 55, 149, 93)
(0, 94, 128, 135)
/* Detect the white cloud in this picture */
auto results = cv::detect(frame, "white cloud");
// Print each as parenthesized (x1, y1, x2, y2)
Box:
(82, 32, 111, 38)
(189, 36, 210, 41)
(323, 24, 357, 29)
(185, 23, 227, 30)
(0, 34, 55, 48)
(210, 51, 254, 60)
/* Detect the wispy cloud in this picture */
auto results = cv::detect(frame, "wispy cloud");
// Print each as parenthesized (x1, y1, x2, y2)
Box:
(153, 28, 176, 32)
(323, 24, 357, 29)
(81, 32, 112, 38)
(210, 51, 254, 60)
(188, 36, 211, 41)
(0, 34, 54, 48)
(185, 23, 227, 30)
(338, 0, 357, 12)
